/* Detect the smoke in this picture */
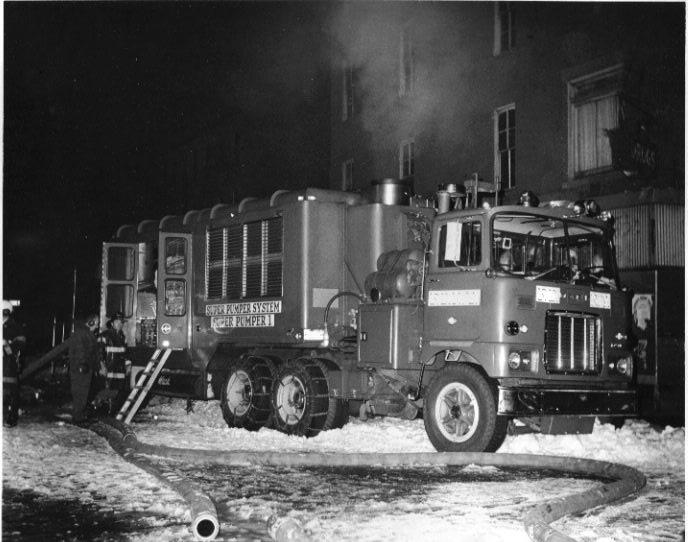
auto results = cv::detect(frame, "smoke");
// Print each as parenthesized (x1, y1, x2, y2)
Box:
(327, 3, 481, 180)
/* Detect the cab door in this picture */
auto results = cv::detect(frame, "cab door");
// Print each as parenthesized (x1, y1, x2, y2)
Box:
(157, 233, 193, 349)
(423, 215, 486, 350)
(101, 243, 139, 346)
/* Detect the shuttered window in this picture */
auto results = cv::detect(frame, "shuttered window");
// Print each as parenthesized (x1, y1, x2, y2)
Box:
(206, 216, 283, 299)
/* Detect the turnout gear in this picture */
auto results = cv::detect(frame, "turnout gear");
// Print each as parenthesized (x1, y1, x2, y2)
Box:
(3, 310, 26, 427)
(68, 316, 101, 422)
(95, 318, 130, 415)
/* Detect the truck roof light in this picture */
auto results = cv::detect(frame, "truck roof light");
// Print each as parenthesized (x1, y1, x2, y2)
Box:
(584, 199, 601, 217)
(600, 210, 613, 222)
(518, 191, 540, 207)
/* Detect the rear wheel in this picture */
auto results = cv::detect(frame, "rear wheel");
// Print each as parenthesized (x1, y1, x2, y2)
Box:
(272, 359, 345, 436)
(328, 398, 349, 430)
(221, 356, 275, 431)
(423, 364, 507, 452)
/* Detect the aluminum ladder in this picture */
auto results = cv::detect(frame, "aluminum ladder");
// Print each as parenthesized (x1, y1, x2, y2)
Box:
(116, 348, 172, 424)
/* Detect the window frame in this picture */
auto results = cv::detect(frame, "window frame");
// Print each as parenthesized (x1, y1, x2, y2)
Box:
(165, 237, 187, 275)
(342, 159, 354, 191)
(494, 103, 516, 189)
(399, 25, 414, 97)
(567, 64, 624, 178)
(493, 1, 515, 56)
(399, 139, 415, 179)
(342, 62, 355, 122)
(437, 219, 484, 268)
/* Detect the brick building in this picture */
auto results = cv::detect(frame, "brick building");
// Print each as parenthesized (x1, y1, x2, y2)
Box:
(328, 2, 685, 418)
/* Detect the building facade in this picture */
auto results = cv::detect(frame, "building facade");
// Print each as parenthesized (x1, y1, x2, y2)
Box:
(328, 1, 685, 418)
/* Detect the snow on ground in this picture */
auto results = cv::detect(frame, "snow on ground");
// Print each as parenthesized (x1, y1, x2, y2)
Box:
(2, 397, 685, 541)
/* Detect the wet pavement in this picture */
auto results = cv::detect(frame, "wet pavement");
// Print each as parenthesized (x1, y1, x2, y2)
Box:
(3, 381, 684, 542)
(2, 487, 185, 542)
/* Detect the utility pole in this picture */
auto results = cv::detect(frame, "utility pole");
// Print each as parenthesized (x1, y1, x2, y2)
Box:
(70, 267, 77, 334)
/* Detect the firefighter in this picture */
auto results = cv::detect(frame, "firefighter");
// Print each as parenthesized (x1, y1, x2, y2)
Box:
(95, 312, 129, 415)
(3, 300, 26, 427)
(68, 313, 101, 423)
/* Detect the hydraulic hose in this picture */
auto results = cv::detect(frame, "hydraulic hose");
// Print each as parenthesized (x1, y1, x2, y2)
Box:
(126, 437, 645, 542)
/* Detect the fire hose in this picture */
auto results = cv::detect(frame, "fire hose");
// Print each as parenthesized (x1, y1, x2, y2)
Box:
(88, 418, 645, 542)
(88, 419, 221, 541)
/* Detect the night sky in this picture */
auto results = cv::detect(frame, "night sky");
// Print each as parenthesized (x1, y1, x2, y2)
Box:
(4, 2, 332, 348)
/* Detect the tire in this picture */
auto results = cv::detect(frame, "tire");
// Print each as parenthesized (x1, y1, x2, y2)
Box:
(272, 359, 341, 437)
(597, 416, 626, 429)
(423, 364, 507, 452)
(221, 356, 275, 431)
(328, 398, 349, 430)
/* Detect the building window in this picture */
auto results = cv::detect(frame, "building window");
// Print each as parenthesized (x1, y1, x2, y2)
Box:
(342, 159, 354, 191)
(342, 63, 355, 121)
(494, 104, 515, 189)
(399, 139, 415, 179)
(568, 65, 623, 177)
(494, 2, 515, 55)
(399, 26, 414, 96)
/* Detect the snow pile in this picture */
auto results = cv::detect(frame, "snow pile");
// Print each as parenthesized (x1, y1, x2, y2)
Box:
(3, 398, 684, 542)
(501, 420, 685, 473)
(137, 398, 684, 472)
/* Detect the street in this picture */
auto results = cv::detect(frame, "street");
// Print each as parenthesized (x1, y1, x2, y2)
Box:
(2, 394, 684, 541)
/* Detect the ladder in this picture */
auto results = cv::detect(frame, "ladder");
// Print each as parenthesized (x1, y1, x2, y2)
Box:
(116, 348, 172, 424)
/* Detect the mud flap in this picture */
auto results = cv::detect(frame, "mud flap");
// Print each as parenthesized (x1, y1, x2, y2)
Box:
(519, 415, 595, 435)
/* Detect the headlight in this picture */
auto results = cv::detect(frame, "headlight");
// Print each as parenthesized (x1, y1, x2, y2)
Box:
(616, 357, 633, 375)
(508, 352, 522, 369)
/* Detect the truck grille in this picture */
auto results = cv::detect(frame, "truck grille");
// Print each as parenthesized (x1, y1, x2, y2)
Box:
(544, 311, 602, 375)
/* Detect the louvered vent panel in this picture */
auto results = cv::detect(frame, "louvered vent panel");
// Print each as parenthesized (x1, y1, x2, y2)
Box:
(206, 228, 225, 299)
(205, 217, 283, 300)
(226, 225, 242, 298)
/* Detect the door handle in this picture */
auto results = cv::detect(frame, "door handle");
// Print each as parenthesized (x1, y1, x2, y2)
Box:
(428, 278, 440, 283)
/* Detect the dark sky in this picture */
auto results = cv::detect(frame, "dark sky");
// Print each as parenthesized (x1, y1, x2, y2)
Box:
(3, 2, 332, 346)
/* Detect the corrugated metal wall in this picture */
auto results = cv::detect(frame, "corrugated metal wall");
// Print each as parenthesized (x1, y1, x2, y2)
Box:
(654, 205, 684, 267)
(611, 204, 684, 270)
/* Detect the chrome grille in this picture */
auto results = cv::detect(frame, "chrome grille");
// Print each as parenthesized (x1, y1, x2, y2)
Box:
(544, 311, 601, 374)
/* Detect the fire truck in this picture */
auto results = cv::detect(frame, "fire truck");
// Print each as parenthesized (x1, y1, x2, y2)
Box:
(100, 179, 637, 452)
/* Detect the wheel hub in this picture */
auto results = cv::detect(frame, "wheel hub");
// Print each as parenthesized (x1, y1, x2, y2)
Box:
(226, 370, 252, 416)
(435, 383, 479, 443)
(276, 375, 306, 425)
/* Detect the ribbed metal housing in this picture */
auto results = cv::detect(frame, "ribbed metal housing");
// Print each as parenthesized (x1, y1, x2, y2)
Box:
(544, 311, 602, 375)
(611, 204, 683, 270)
(205, 217, 283, 300)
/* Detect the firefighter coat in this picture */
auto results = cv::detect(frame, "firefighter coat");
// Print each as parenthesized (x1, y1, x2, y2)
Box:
(68, 322, 100, 421)
(98, 327, 128, 390)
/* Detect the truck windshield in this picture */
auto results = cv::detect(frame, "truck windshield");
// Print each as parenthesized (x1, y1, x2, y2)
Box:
(491, 212, 616, 288)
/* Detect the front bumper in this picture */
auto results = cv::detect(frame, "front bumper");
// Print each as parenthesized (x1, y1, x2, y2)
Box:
(498, 386, 637, 417)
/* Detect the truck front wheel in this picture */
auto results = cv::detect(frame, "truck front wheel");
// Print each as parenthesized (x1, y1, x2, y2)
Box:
(423, 364, 507, 452)
(221, 356, 275, 431)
